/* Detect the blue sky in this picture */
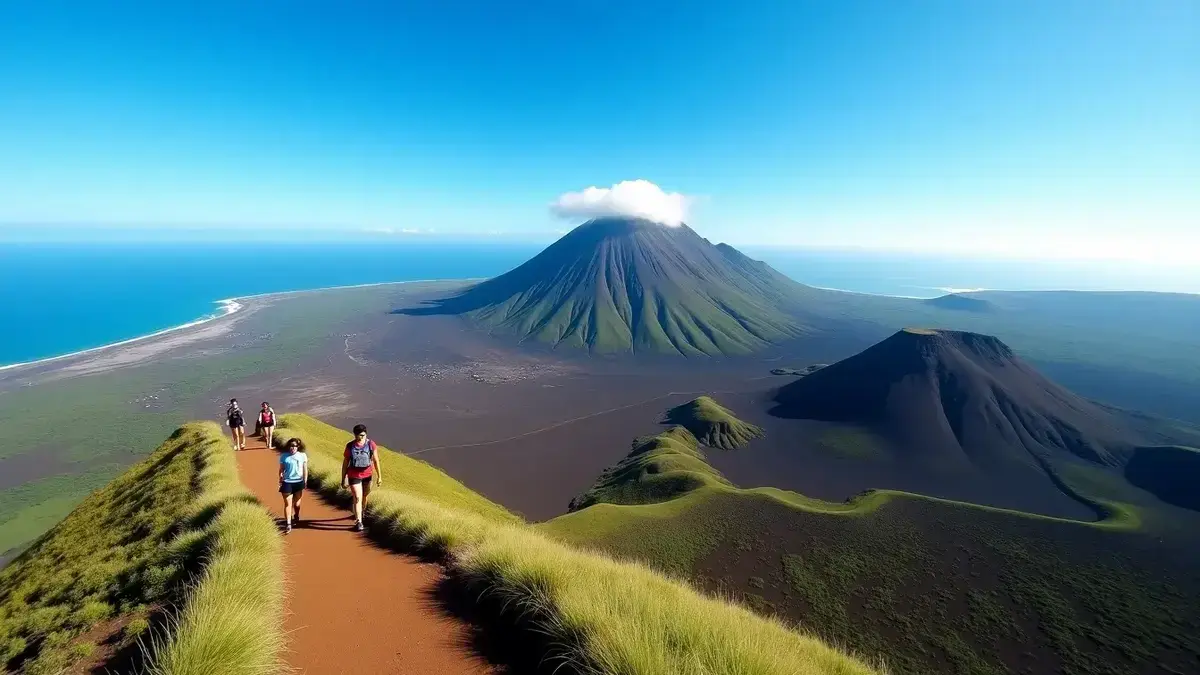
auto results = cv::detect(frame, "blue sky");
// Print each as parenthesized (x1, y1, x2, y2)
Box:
(1, 1, 1196, 262)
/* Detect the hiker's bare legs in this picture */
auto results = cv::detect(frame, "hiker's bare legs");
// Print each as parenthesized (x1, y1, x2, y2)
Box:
(282, 492, 294, 525)
(361, 479, 373, 513)
(349, 482, 364, 524)
(235, 426, 246, 450)
(264, 426, 274, 448)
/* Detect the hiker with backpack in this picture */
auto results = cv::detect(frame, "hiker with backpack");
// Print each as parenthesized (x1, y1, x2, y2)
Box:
(226, 398, 246, 450)
(279, 437, 308, 534)
(342, 424, 382, 532)
(258, 402, 277, 447)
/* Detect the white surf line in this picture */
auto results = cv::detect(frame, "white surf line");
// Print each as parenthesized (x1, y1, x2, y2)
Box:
(406, 389, 739, 456)
(0, 298, 244, 373)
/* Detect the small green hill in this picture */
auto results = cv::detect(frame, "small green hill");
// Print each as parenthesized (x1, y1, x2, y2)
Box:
(664, 396, 765, 450)
(567, 426, 730, 511)
(0, 423, 281, 675)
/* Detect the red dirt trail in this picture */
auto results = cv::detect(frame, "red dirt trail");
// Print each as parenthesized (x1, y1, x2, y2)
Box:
(235, 437, 499, 675)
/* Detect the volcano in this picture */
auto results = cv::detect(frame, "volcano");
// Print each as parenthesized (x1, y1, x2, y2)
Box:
(407, 217, 808, 356)
(771, 328, 1140, 470)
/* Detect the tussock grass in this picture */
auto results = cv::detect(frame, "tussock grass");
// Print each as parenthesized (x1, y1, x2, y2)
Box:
(274, 414, 881, 675)
(143, 424, 283, 675)
(0, 422, 282, 675)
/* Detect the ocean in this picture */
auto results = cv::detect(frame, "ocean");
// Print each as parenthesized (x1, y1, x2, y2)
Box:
(2, 241, 1196, 368)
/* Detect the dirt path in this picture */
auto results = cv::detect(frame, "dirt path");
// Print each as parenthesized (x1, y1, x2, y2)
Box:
(235, 436, 499, 675)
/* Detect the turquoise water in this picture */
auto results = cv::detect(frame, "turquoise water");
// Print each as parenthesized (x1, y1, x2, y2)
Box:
(2, 241, 1196, 367)
(0, 242, 541, 367)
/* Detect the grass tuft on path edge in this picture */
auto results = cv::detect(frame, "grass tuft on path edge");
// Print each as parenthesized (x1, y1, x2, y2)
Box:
(0, 422, 283, 675)
(143, 422, 284, 675)
(275, 413, 882, 675)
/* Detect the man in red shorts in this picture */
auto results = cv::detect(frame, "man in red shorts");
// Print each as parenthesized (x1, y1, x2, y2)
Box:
(341, 423, 383, 532)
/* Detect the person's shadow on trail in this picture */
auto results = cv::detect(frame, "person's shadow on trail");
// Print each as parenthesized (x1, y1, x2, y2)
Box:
(285, 516, 353, 531)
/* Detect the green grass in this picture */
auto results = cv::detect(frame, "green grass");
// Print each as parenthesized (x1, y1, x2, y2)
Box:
(567, 426, 731, 511)
(548, 484, 1193, 675)
(0, 422, 281, 675)
(272, 414, 520, 524)
(272, 414, 881, 675)
(540, 413, 1197, 675)
(552, 416, 1137, 535)
(143, 425, 283, 675)
(663, 396, 765, 450)
(812, 427, 889, 460)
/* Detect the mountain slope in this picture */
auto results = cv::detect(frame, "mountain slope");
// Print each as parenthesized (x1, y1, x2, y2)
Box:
(771, 328, 1140, 470)
(407, 217, 808, 356)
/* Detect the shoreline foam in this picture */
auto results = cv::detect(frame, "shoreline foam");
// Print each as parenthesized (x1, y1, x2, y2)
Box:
(0, 277, 480, 373)
(0, 298, 245, 373)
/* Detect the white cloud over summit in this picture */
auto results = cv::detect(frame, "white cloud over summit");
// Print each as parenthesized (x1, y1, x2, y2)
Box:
(550, 180, 691, 227)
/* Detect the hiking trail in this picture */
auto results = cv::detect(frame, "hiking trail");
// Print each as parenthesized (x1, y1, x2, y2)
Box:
(235, 436, 499, 675)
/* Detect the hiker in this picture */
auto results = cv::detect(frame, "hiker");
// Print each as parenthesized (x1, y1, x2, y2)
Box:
(341, 424, 382, 532)
(226, 399, 246, 450)
(258, 402, 277, 447)
(279, 437, 308, 534)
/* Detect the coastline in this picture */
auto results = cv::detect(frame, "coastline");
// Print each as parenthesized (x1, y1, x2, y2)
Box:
(0, 298, 244, 373)
(0, 277, 479, 374)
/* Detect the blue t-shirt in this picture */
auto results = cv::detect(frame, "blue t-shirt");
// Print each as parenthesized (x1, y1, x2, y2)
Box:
(280, 452, 308, 483)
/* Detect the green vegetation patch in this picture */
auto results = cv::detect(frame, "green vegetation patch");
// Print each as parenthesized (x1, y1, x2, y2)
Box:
(663, 396, 765, 450)
(143, 424, 283, 675)
(0, 422, 282, 675)
(567, 426, 730, 511)
(813, 426, 889, 460)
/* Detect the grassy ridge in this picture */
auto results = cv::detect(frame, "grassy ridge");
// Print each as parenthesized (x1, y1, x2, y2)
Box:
(0, 422, 281, 675)
(143, 422, 283, 675)
(552, 423, 1138, 540)
(273, 414, 880, 675)
(556, 488, 1198, 675)
(567, 426, 731, 512)
(540, 413, 1193, 675)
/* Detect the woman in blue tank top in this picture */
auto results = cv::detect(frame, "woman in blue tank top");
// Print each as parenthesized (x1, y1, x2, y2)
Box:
(279, 437, 309, 534)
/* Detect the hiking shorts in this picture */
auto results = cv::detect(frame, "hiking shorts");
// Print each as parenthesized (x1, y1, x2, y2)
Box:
(230, 420, 244, 429)
(279, 481, 305, 495)
(347, 475, 372, 487)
